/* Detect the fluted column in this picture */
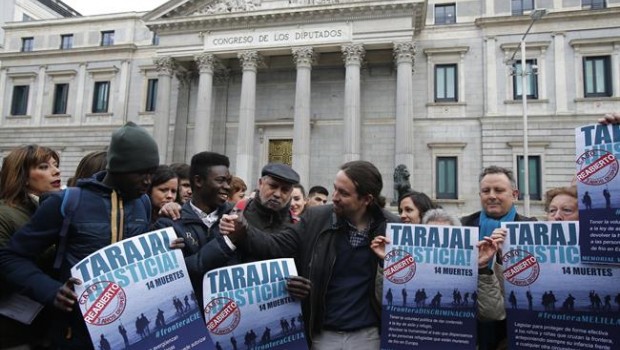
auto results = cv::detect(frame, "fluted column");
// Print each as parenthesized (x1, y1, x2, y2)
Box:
(75, 63, 86, 122)
(194, 53, 218, 154)
(154, 56, 175, 163)
(292, 47, 314, 187)
(236, 50, 260, 183)
(394, 42, 416, 171)
(34, 65, 46, 124)
(341, 44, 365, 162)
(485, 37, 498, 115)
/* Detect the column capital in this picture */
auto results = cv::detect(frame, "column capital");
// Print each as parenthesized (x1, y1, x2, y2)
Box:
(393, 41, 416, 65)
(154, 56, 176, 76)
(292, 46, 315, 67)
(238, 50, 262, 71)
(214, 69, 231, 85)
(194, 53, 220, 74)
(341, 43, 365, 66)
(175, 70, 196, 88)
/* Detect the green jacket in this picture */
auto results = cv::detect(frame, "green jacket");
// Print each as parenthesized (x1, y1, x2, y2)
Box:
(0, 200, 34, 248)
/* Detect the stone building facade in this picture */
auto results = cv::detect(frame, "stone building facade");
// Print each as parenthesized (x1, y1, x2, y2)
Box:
(0, 0, 619, 216)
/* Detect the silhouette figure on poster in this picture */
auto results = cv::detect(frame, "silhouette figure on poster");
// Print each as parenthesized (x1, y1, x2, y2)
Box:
(561, 294, 575, 311)
(509, 291, 517, 309)
(431, 291, 442, 308)
(402, 288, 408, 306)
(526, 290, 533, 311)
(119, 324, 130, 349)
(603, 189, 611, 209)
(99, 334, 111, 350)
(582, 191, 592, 210)
(386, 288, 393, 306)
(156, 308, 166, 328)
(231, 336, 238, 350)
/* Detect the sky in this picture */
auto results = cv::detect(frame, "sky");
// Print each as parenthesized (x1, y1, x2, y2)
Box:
(62, 0, 170, 16)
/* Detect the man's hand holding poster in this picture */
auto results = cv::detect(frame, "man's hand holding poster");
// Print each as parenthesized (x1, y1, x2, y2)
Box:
(70, 227, 212, 350)
(203, 258, 308, 350)
(381, 223, 478, 349)
(502, 221, 619, 349)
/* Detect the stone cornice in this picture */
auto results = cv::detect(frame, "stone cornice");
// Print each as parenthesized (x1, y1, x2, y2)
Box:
(499, 41, 551, 51)
(569, 36, 620, 47)
(475, 7, 620, 29)
(0, 44, 138, 60)
(146, 1, 425, 33)
(423, 46, 469, 56)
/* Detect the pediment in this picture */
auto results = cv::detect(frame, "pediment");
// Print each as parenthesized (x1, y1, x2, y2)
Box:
(144, 0, 395, 21)
(144, 0, 427, 34)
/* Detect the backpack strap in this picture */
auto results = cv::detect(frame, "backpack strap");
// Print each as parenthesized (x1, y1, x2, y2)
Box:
(53, 187, 81, 270)
(140, 194, 151, 224)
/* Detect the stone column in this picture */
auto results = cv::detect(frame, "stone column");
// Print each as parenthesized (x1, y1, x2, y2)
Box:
(292, 47, 314, 187)
(613, 42, 620, 98)
(393, 42, 416, 171)
(236, 50, 260, 183)
(194, 53, 218, 154)
(153, 56, 175, 164)
(0, 69, 6, 126)
(74, 63, 86, 122)
(552, 32, 568, 113)
(485, 37, 498, 115)
(34, 65, 46, 123)
(117, 60, 130, 118)
(341, 43, 365, 162)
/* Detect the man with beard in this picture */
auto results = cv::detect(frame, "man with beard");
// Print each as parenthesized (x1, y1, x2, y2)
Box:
(220, 160, 399, 349)
(461, 165, 536, 350)
(237, 163, 300, 235)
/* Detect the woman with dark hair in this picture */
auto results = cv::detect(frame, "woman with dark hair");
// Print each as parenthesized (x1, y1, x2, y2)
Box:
(0, 145, 62, 246)
(0, 144, 61, 349)
(397, 191, 437, 224)
(290, 184, 307, 219)
(148, 165, 178, 223)
(66, 150, 107, 187)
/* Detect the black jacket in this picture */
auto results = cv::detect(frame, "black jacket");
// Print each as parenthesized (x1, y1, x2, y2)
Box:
(238, 204, 399, 341)
(152, 201, 239, 305)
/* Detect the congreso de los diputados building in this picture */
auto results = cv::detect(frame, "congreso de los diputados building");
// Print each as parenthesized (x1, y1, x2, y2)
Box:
(1, 0, 619, 215)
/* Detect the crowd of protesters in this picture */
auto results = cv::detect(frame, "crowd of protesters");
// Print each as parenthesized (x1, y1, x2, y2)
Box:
(0, 113, 618, 349)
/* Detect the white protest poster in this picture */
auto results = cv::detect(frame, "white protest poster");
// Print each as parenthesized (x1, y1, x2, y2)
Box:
(203, 258, 308, 350)
(381, 223, 478, 349)
(575, 123, 620, 264)
(71, 227, 213, 350)
(502, 221, 620, 350)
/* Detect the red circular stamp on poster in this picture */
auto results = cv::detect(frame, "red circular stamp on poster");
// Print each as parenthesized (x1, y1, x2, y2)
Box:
(79, 281, 127, 325)
(384, 249, 416, 284)
(204, 297, 241, 335)
(576, 149, 619, 186)
(502, 249, 540, 287)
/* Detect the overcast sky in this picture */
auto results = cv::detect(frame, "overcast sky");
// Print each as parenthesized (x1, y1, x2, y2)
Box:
(63, 0, 170, 16)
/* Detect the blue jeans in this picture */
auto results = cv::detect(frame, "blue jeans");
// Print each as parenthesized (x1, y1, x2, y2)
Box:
(312, 327, 380, 350)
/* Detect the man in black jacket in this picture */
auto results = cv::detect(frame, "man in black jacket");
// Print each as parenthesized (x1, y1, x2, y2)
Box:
(153, 152, 238, 305)
(221, 160, 399, 349)
(239, 163, 300, 235)
(461, 165, 536, 350)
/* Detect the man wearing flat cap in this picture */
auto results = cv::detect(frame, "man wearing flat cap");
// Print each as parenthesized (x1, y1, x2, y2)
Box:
(236, 163, 300, 238)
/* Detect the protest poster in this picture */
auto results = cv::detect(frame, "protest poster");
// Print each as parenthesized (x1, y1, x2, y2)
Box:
(71, 227, 213, 350)
(575, 123, 620, 264)
(203, 258, 308, 350)
(502, 221, 619, 350)
(380, 223, 478, 350)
